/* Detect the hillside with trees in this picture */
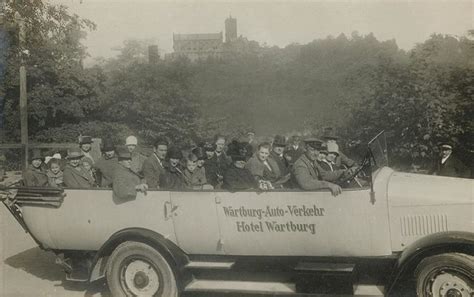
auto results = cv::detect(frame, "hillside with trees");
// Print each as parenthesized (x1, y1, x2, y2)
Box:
(1, 1, 472, 171)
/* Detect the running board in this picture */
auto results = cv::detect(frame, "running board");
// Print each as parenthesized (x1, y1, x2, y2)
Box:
(295, 262, 355, 273)
(353, 284, 385, 296)
(184, 279, 385, 296)
(185, 260, 235, 269)
(184, 279, 296, 294)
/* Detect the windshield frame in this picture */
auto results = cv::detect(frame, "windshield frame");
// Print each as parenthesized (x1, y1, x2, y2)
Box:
(367, 130, 388, 171)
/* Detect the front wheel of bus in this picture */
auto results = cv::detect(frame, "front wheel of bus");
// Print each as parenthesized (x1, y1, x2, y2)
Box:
(106, 241, 178, 297)
(415, 253, 473, 297)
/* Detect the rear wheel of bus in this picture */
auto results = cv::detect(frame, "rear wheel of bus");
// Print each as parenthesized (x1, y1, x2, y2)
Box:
(106, 241, 178, 297)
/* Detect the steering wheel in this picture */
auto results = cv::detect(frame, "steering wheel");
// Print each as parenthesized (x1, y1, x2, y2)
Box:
(339, 153, 372, 185)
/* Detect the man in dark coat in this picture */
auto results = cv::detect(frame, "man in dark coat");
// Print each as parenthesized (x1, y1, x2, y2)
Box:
(202, 142, 220, 187)
(223, 147, 258, 191)
(79, 136, 100, 164)
(292, 137, 342, 196)
(142, 137, 168, 189)
(112, 146, 148, 202)
(430, 143, 470, 178)
(63, 148, 95, 188)
(160, 147, 186, 190)
(285, 135, 305, 166)
(22, 150, 49, 187)
(270, 135, 290, 176)
(205, 135, 231, 188)
(94, 139, 118, 188)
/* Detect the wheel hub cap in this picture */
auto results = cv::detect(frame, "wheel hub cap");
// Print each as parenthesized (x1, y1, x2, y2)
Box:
(431, 271, 472, 297)
(124, 259, 160, 296)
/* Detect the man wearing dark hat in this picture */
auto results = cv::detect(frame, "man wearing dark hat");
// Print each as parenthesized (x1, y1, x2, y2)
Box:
(270, 135, 290, 175)
(79, 136, 100, 164)
(94, 139, 118, 188)
(430, 142, 470, 178)
(321, 127, 356, 169)
(142, 137, 168, 188)
(285, 135, 305, 166)
(160, 147, 186, 190)
(63, 147, 95, 188)
(292, 137, 342, 196)
(22, 150, 49, 187)
(112, 146, 148, 201)
(223, 145, 258, 190)
(202, 142, 219, 187)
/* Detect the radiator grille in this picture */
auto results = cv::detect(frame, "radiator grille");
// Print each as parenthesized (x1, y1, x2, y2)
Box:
(400, 214, 448, 237)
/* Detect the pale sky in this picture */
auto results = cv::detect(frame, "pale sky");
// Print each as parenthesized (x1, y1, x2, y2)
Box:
(51, 0, 473, 61)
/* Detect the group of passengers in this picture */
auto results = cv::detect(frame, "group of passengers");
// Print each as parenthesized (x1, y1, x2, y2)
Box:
(22, 128, 361, 198)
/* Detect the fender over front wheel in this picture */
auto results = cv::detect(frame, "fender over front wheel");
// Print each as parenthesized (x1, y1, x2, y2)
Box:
(106, 241, 178, 297)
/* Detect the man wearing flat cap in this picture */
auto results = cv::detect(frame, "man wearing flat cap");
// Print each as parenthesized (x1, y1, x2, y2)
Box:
(112, 146, 148, 202)
(94, 139, 118, 188)
(292, 137, 342, 196)
(63, 148, 95, 188)
(429, 142, 470, 178)
(22, 150, 49, 187)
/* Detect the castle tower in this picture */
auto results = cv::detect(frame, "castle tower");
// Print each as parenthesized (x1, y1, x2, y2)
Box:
(225, 16, 237, 43)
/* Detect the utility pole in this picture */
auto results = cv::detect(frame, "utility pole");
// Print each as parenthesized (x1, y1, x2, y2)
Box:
(15, 12, 28, 169)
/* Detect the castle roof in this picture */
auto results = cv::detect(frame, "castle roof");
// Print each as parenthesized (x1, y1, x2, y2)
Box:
(173, 33, 222, 41)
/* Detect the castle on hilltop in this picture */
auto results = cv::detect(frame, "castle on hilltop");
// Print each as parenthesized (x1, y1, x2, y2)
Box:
(168, 16, 238, 62)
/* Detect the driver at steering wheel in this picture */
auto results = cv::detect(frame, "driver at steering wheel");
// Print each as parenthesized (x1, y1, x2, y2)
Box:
(317, 143, 360, 187)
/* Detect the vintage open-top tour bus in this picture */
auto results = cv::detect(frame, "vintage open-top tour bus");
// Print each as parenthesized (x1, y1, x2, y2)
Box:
(1, 132, 473, 297)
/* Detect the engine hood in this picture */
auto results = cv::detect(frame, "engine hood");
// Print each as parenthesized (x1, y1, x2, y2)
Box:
(387, 172, 473, 207)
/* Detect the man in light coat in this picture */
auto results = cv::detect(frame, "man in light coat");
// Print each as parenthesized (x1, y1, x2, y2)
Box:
(292, 137, 342, 196)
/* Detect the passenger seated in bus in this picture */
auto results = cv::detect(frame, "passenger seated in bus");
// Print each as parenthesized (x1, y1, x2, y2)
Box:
(22, 150, 49, 187)
(142, 137, 168, 189)
(125, 135, 147, 175)
(182, 153, 212, 190)
(245, 142, 281, 189)
(292, 137, 342, 196)
(223, 150, 259, 191)
(321, 127, 356, 169)
(63, 148, 95, 188)
(159, 147, 186, 190)
(269, 135, 291, 187)
(81, 157, 98, 187)
(112, 146, 147, 201)
(94, 139, 118, 188)
(317, 143, 360, 186)
(46, 158, 64, 188)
